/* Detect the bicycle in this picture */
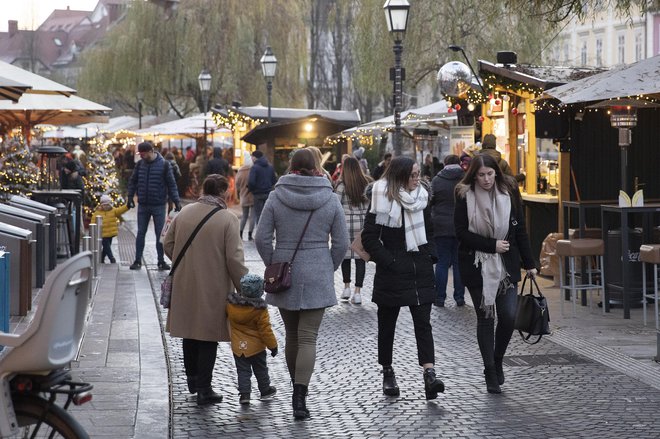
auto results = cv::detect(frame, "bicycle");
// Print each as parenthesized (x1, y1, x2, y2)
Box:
(0, 252, 94, 438)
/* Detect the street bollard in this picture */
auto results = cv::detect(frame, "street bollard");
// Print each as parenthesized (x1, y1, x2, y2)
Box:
(89, 224, 98, 279)
(82, 235, 93, 298)
(95, 215, 103, 267)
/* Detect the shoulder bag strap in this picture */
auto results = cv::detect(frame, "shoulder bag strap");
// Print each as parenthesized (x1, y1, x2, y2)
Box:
(289, 210, 315, 266)
(170, 206, 222, 275)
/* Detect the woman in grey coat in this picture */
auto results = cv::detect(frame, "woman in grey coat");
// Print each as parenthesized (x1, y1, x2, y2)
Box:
(255, 148, 348, 420)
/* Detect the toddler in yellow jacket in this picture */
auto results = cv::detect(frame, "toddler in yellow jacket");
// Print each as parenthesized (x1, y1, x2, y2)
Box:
(91, 195, 129, 263)
(227, 273, 278, 405)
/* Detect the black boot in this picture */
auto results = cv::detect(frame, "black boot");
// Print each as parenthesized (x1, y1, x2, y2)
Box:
(494, 357, 505, 385)
(186, 375, 197, 394)
(382, 366, 400, 396)
(197, 387, 223, 405)
(292, 384, 310, 419)
(484, 368, 501, 394)
(248, 231, 253, 241)
(423, 368, 445, 400)
(240, 229, 244, 240)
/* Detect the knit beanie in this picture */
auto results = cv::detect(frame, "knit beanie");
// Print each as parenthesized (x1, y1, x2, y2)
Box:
(240, 273, 264, 299)
(99, 195, 112, 205)
(353, 146, 365, 159)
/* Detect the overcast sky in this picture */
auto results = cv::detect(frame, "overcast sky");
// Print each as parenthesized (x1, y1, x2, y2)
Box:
(0, 0, 99, 32)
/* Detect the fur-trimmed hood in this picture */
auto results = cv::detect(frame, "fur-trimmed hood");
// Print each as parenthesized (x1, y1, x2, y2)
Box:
(455, 182, 471, 199)
(228, 291, 268, 309)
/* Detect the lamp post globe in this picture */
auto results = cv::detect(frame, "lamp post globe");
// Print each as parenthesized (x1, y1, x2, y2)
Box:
(260, 46, 277, 123)
(198, 69, 212, 156)
(383, 0, 409, 157)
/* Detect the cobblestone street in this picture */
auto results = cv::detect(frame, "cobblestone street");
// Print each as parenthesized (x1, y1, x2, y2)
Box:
(136, 224, 660, 439)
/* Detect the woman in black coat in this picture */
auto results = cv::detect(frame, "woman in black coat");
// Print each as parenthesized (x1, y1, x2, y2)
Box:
(361, 156, 445, 400)
(454, 154, 536, 394)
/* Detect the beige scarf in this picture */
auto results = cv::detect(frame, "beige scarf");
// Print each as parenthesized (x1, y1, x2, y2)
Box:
(466, 184, 510, 317)
(370, 179, 428, 251)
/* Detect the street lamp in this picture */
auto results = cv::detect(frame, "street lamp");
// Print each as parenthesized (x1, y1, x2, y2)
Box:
(447, 45, 486, 94)
(137, 90, 144, 129)
(260, 46, 277, 123)
(383, 0, 410, 157)
(198, 69, 212, 156)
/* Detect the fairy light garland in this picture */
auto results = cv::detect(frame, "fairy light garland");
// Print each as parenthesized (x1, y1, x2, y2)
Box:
(212, 109, 265, 132)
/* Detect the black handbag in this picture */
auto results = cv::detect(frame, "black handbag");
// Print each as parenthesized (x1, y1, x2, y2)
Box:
(514, 273, 550, 344)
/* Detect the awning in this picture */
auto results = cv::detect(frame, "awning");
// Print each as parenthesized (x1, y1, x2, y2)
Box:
(0, 60, 75, 96)
(542, 55, 660, 104)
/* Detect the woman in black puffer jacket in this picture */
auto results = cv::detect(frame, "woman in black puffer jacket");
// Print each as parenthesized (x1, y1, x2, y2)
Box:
(361, 156, 444, 401)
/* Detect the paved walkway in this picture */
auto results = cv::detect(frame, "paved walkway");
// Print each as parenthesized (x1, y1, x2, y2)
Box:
(14, 203, 660, 438)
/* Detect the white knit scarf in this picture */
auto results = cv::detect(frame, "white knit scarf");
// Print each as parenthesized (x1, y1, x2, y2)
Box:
(466, 184, 510, 317)
(370, 179, 428, 251)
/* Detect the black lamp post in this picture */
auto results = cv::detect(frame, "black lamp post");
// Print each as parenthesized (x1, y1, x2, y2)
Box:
(137, 90, 144, 129)
(383, 0, 410, 157)
(198, 69, 212, 156)
(260, 46, 277, 123)
(447, 45, 486, 94)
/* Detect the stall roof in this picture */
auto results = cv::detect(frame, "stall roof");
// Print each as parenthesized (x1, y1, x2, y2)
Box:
(0, 60, 75, 96)
(0, 93, 110, 126)
(137, 113, 230, 137)
(0, 75, 31, 102)
(214, 104, 361, 124)
(478, 60, 604, 90)
(541, 54, 660, 104)
(241, 114, 356, 145)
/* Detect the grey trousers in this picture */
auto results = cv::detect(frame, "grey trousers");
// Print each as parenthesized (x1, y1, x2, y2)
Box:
(233, 351, 271, 394)
(278, 308, 325, 386)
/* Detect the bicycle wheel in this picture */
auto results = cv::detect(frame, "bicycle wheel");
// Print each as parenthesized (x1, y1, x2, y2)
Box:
(13, 395, 89, 439)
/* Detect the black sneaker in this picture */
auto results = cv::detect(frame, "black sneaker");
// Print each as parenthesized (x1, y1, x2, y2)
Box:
(129, 261, 142, 270)
(157, 261, 171, 271)
(455, 300, 465, 307)
(434, 301, 445, 307)
(239, 393, 250, 405)
(259, 386, 277, 400)
(109, 257, 117, 264)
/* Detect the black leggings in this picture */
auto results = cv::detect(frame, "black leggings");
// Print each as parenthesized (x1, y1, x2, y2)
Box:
(467, 285, 517, 368)
(341, 259, 366, 287)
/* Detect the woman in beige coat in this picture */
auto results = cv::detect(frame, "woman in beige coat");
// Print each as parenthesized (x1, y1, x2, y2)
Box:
(163, 174, 248, 405)
(235, 150, 254, 240)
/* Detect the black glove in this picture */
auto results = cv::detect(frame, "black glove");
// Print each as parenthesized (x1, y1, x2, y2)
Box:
(174, 202, 182, 212)
(127, 199, 135, 209)
(270, 346, 278, 357)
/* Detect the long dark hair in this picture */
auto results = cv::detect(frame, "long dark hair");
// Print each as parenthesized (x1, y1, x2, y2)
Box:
(382, 156, 415, 203)
(203, 174, 229, 196)
(340, 157, 369, 207)
(461, 154, 521, 209)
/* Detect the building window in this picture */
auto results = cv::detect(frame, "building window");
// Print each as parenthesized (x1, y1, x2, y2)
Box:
(581, 41, 587, 66)
(563, 43, 570, 62)
(635, 33, 643, 61)
(596, 38, 603, 67)
(618, 35, 625, 64)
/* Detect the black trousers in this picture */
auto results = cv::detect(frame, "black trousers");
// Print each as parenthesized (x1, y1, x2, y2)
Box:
(101, 237, 114, 261)
(182, 338, 218, 390)
(341, 258, 366, 287)
(466, 285, 517, 368)
(377, 303, 435, 367)
(233, 351, 271, 394)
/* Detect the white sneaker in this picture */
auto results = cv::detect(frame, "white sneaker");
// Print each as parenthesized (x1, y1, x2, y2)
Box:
(341, 287, 351, 300)
(351, 292, 362, 305)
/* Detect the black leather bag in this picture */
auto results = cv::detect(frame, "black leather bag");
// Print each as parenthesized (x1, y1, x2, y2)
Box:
(514, 274, 550, 344)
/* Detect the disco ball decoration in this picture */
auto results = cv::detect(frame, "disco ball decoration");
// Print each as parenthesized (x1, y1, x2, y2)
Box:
(437, 61, 472, 98)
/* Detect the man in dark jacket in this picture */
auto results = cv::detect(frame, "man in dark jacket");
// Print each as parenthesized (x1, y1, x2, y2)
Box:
(127, 141, 181, 271)
(370, 152, 392, 181)
(430, 154, 465, 307)
(206, 147, 230, 176)
(478, 134, 514, 176)
(247, 150, 276, 226)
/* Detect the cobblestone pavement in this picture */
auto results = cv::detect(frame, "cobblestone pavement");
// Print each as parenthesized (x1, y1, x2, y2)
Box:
(128, 209, 660, 439)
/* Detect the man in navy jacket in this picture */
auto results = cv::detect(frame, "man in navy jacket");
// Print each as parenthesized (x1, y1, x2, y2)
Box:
(247, 150, 276, 226)
(127, 141, 181, 270)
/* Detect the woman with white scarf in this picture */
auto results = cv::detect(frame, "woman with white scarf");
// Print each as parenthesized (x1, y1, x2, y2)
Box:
(454, 154, 536, 394)
(361, 157, 445, 401)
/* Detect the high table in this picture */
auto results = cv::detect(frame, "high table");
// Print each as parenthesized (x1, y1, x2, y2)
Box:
(601, 203, 660, 319)
(31, 189, 82, 257)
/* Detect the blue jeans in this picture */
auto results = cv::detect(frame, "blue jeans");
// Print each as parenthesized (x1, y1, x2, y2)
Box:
(233, 351, 271, 394)
(434, 236, 464, 303)
(135, 203, 166, 263)
(253, 193, 269, 227)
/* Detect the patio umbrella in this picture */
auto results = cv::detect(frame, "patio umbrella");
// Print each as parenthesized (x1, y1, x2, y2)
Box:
(0, 60, 75, 96)
(0, 76, 31, 102)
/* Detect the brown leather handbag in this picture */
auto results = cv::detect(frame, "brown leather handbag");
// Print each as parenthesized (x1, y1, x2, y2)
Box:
(264, 210, 314, 294)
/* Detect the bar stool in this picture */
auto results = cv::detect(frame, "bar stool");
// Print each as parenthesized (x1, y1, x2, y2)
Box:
(641, 244, 660, 328)
(557, 238, 605, 316)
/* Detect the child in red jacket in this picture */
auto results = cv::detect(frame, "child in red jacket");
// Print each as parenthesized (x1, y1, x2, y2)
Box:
(227, 273, 278, 405)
